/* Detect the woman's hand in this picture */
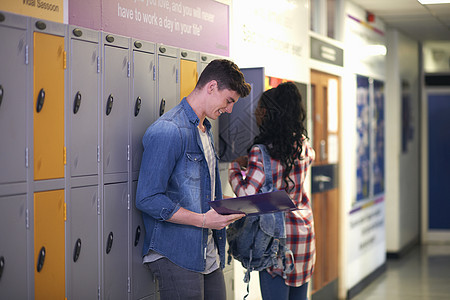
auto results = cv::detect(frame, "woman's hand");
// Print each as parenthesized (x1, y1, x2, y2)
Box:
(233, 155, 248, 170)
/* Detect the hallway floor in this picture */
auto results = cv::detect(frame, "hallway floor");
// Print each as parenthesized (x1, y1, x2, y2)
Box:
(352, 244, 450, 300)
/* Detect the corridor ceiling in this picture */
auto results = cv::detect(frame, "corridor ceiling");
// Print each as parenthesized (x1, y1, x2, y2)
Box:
(351, 0, 450, 41)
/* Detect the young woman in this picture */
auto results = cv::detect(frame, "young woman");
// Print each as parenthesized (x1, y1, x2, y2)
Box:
(228, 82, 315, 300)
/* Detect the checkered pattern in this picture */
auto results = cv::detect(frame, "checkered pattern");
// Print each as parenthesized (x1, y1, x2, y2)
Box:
(228, 141, 316, 287)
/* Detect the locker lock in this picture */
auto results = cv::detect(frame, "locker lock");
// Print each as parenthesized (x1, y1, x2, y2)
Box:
(73, 91, 82, 114)
(36, 247, 46, 272)
(105, 35, 115, 43)
(159, 98, 165, 116)
(134, 97, 142, 117)
(134, 41, 143, 49)
(134, 226, 141, 247)
(35, 21, 47, 30)
(159, 46, 166, 53)
(201, 56, 208, 62)
(106, 232, 114, 254)
(36, 88, 45, 113)
(106, 94, 114, 116)
(0, 256, 4, 280)
(72, 28, 83, 37)
(73, 238, 82, 262)
(0, 85, 3, 108)
(0, 13, 5, 23)
(181, 51, 188, 58)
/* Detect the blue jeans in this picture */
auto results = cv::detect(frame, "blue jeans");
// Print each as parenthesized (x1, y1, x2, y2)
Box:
(147, 257, 226, 300)
(259, 270, 309, 300)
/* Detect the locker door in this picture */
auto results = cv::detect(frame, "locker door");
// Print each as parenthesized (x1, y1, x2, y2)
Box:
(33, 32, 65, 180)
(219, 67, 263, 161)
(0, 194, 27, 299)
(0, 17, 27, 185)
(68, 185, 99, 299)
(131, 181, 156, 299)
(103, 45, 129, 175)
(69, 36, 99, 177)
(131, 49, 156, 173)
(103, 183, 128, 300)
(180, 59, 197, 101)
(158, 47, 178, 115)
(34, 190, 65, 300)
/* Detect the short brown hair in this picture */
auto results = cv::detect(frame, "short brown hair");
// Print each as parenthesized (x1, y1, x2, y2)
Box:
(196, 59, 251, 98)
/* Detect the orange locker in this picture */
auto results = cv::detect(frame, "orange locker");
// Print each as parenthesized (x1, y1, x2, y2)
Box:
(33, 32, 65, 180)
(34, 189, 65, 300)
(180, 56, 198, 101)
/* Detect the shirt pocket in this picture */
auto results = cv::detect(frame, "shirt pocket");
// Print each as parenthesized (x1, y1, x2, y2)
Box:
(185, 152, 204, 181)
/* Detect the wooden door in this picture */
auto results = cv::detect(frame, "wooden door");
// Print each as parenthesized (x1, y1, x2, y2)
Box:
(310, 70, 340, 297)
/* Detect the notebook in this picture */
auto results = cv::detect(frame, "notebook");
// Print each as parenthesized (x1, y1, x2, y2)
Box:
(209, 190, 298, 216)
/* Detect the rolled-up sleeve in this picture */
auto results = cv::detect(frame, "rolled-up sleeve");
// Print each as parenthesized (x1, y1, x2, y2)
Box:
(136, 120, 183, 221)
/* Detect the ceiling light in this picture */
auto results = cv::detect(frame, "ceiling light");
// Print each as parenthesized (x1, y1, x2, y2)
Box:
(418, 0, 450, 4)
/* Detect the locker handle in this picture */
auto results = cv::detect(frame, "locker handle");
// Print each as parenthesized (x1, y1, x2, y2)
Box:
(106, 232, 113, 254)
(73, 91, 82, 114)
(106, 94, 114, 116)
(134, 96, 142, 117)
(0, 256, 4, 280)
(159, 98, 165, 116)
(0, 85, 3, 108)
(36, 247, 46, 272)
(36, 88, 45, 113)
(0, 13, 5, 23)
(134, 226, 141, 247)
(73, 238, 82, 262)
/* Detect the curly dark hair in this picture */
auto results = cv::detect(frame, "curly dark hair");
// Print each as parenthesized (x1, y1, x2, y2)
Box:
(252, 82, 309, 191)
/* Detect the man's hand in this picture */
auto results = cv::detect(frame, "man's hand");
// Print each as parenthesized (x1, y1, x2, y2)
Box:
(203, 209, 245, 230)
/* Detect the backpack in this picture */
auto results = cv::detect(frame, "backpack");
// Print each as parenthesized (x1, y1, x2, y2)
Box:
(226, 144, 294, 288)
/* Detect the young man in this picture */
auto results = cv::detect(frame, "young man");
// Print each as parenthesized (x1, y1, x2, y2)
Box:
(136, 59, 251, 299)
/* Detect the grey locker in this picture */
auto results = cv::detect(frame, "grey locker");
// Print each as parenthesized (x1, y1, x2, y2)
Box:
(103, 182, 128, 300)
(157, 44, 178, 116)
(103, 34, 130, 176)
(219, 67, 264, 162)
(69, 27, 100, 178)
(131, 41, 157, 175)
(131, 181, 157, 299)
(0, 194, 27, 299)
(0, 13, 28, 186)
(68, 185, 99, 299)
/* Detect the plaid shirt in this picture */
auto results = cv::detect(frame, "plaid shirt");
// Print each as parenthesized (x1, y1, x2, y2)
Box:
(228, 141, 315, 287)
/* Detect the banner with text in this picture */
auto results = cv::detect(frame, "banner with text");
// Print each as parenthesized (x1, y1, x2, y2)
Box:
(1, 0, 63, 22)
(69, 0, 229, 56)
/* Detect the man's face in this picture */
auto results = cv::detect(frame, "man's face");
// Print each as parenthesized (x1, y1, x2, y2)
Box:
(207, 83, 239, 120)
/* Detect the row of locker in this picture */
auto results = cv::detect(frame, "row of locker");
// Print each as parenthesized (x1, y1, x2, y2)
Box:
(0, 10, 232, 300)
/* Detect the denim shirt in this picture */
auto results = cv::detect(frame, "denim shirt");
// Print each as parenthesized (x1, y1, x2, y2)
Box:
(136, 98, 225, 272)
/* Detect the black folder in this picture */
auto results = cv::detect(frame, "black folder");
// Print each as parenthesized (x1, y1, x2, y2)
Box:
(209, 190, 298, 216)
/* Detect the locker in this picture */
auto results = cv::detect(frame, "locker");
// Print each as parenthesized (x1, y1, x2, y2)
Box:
(131, 41, 157, 175)
(0, 13, 28, 186)
(103, 182, 128, 300)
(219, 68, 263, 161)
(68, 185, 99, 299)
(103, 35, 130, 176)
(68, 27, 100, 178)
(179, 49, 198, 101)
(33, 31, 65, 180)
(157, 44, 178, 115)
(131, 181, 157, 299)
(0, 194, 27, 299)
(34, 189, 65, 300)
